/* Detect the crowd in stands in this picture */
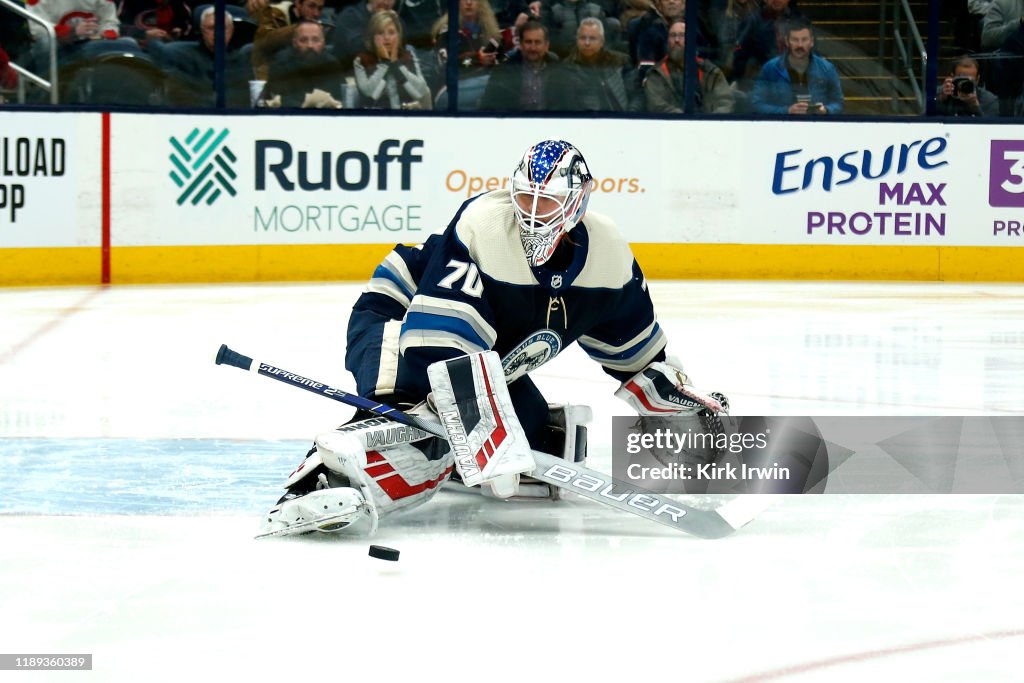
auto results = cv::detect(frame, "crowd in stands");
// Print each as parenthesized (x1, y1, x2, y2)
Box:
(0, 0, 1015, 115)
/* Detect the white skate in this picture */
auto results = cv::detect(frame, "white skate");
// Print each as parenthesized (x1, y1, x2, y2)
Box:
(257, 476, 375, 538)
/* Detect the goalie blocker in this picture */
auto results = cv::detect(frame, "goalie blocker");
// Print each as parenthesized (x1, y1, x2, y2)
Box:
(260, 351, 590, 537)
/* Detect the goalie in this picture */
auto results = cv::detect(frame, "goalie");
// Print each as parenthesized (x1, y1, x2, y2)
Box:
(261, 140, 727, 537)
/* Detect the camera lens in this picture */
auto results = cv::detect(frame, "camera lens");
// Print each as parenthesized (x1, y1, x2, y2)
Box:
(954, 76, 975, 95)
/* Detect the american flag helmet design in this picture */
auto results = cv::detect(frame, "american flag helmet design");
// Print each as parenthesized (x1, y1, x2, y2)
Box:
(510, 140, 594, 267)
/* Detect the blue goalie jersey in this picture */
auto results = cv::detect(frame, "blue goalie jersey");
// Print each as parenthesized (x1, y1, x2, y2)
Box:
(345, 190, 668, 406)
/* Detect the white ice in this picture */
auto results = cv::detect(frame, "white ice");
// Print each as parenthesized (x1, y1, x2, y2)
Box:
(1, 281, 1022, 682)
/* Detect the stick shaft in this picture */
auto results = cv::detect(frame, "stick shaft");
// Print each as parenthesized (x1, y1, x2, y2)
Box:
(216, 344, 445, 437)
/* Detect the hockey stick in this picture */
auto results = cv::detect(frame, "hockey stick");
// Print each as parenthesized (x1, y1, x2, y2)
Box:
(215, 344, 766, 539)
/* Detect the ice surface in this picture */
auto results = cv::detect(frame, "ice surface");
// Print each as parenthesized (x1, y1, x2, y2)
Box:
(1, 281, 1022, 682)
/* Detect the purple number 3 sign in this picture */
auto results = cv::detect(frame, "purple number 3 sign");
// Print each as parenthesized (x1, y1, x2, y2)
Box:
(990, 140, 1024, 207)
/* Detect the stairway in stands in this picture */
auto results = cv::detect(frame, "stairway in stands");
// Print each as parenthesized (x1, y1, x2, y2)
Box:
(802, 0, 958, 115)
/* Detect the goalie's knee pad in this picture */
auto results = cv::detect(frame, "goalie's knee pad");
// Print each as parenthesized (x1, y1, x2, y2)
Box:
(547, 403, 591, 467)
(470, 403, 591, 501)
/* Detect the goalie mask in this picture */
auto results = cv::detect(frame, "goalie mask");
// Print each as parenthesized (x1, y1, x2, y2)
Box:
(510, 140, 594, 267)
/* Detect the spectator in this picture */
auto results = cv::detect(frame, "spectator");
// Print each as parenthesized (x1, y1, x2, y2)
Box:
(620, 0, 650, 39)
(430, 0, 511, 108)
(250, 0, 325, 78)
(951, 0, 983, 52)
(937, 55, 998, 116)
(980, 0, 1024, 50)
(432, 0, 508, 71)
(395, 0, 442, 49)
(490, 0, 538, 31)
(710, 0, 761, 76)
(548, 0, 615, 58)
(992, 24, 1024, 110)
(478, 19, 571, 110)
(25, 0, 139, 73)
(333, 0, 394, 67)
(971, 0, 996, 21)
(731, 0, 805, 85)
(632, 0, 685, 78)
(563, 17, 632, 110)
(119, 0, 193, 45)
(155, 7, 251, 106)
(750, 19, 842, 114)
(26, 0, 121, 44)
(631, 0, 715, 70)
(353, 9, 432, 108)
(645, 20, 733, 112)
(266, 20, 344, 106)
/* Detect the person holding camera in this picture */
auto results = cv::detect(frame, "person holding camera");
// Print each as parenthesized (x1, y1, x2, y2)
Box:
(750, 19, 843, 115)
(432, 0, 510, 72)
(937, 56, 998, 116)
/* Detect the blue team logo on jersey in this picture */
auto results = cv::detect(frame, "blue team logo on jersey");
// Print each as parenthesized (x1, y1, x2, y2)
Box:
(501, 330, 562, 382)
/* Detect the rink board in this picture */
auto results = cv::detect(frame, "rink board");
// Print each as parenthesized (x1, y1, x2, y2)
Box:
(2, 111, 1024, 283)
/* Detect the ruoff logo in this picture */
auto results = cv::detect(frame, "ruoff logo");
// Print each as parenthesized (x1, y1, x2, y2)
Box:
(169, 128, 237, 206)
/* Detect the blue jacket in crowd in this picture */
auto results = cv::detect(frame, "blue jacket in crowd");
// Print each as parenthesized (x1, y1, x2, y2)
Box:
(751, 52, 844, 115)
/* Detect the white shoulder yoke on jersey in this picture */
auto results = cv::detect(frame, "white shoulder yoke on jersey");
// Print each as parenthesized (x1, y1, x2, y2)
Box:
(454, 191, 635, 290)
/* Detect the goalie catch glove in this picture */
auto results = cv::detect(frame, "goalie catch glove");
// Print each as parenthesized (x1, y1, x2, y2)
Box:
(615, 358, 729, 416)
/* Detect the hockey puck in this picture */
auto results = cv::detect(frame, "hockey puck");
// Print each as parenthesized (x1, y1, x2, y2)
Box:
(368, 545, 400, 562)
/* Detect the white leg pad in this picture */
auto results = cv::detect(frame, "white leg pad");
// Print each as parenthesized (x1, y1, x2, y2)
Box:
(261, 429, 454, 537)
(317, 431, 453, 518)
(427, 351, 535, 491)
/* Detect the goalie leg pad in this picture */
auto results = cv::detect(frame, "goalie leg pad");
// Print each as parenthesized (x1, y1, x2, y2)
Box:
(427, 351, 535, 492)
(316, 431, 453, 519)
(261, 431, 453, 537)
(277, 409, 437, 494)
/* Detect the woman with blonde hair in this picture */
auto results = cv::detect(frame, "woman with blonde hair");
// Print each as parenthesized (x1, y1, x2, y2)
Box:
(432, 0, 507, 70)
(353, 10, 433, 109)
